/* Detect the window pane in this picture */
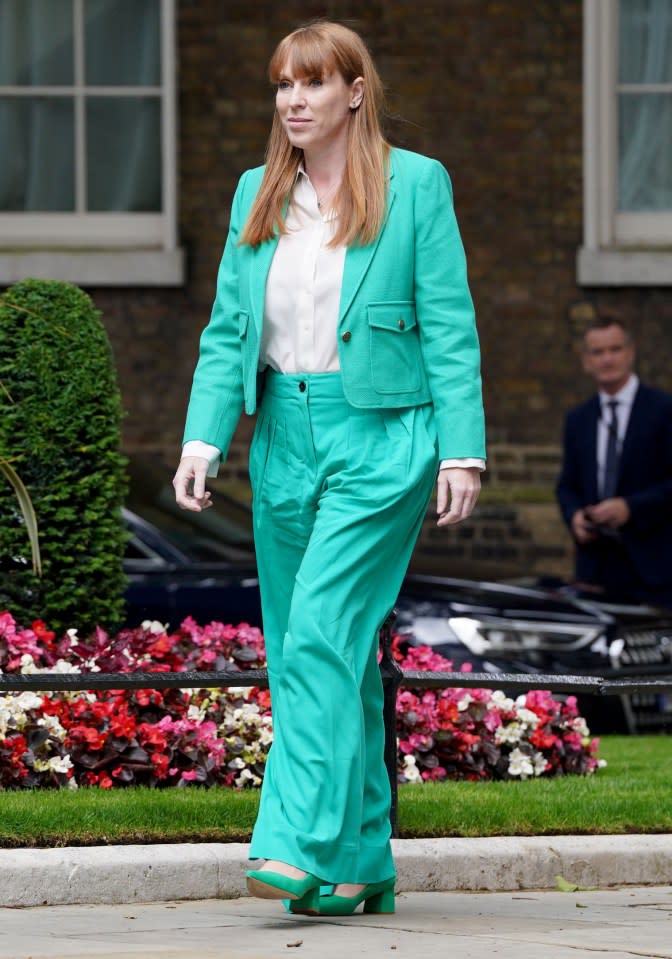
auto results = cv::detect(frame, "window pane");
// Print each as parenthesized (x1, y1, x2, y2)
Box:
(0, 98, 74, 211)
(619, 93, 672, 210)
(0, 0, 73, 85)
(619, 0, 672, 84)
(85, 0, 161, 85)
(86, 97, 161, 211)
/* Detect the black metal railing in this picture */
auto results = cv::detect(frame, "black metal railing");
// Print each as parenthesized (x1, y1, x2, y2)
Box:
(1, 613, 671, 835)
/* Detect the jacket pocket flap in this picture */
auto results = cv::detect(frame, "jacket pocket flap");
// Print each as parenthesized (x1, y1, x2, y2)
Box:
(367, 302, 417, 333)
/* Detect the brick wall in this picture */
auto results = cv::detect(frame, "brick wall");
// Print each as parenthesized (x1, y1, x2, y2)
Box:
(414, 444, 573, 581)
(86, 0, 671, 580)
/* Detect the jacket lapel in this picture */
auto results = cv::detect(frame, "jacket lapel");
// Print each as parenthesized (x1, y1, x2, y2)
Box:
(586, 395, 600, 501)
(247, 162, 397, 331)
(618, 382, 643, 474)
(339, 167, 397, 322)
(248, 236, 279, 335)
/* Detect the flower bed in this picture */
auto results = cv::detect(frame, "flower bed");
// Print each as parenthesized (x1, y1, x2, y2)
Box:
(0, 612, 602, 789)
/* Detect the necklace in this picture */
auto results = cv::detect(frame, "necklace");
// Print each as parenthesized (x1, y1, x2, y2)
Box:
(315, 180, 339, 210)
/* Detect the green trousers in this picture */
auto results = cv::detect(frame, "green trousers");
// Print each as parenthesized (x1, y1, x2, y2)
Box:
(248, 371, 438, 884)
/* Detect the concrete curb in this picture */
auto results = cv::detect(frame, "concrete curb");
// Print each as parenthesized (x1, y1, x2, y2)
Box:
(1, 835, 671, 907)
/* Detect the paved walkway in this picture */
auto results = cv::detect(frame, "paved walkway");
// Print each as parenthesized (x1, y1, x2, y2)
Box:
(0, 887, 670, 959)
(1, 837, 671, 958)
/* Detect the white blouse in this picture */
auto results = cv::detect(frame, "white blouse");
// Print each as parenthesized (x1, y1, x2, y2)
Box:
(260, 168, 345, 373)
(183, 168, 484, 475)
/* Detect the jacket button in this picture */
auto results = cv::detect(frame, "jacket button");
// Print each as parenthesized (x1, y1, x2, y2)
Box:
(398, 318, 405, 330)
(342, 331, 351, 342)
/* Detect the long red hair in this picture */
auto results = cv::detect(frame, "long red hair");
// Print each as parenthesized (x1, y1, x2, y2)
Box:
(240, 21, 390, 249)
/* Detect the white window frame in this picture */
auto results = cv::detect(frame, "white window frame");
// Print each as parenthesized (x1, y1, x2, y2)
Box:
(0, 0, 184, 286)
(578, 0, 672, 286)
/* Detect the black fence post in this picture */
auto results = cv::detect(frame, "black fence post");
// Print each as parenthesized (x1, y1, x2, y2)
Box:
(379, 609, 403, 837)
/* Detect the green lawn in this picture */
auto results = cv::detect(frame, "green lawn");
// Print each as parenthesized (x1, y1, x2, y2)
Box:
(0, 736, 669, 848)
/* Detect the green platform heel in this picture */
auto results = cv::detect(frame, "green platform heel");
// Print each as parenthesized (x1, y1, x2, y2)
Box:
(246, 868, 322, 914)
(287, 877, 396, 916)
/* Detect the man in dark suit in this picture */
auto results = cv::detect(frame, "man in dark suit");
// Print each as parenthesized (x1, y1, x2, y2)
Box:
(556, 317, 672, 609)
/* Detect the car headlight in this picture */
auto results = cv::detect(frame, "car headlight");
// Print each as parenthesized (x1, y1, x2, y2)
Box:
(408, 614, 607, 656)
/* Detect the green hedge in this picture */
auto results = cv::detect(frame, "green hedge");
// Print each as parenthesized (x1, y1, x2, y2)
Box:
(0, 279, 128, 633)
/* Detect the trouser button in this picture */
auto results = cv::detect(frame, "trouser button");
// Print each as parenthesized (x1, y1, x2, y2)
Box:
(299, 381, 307, 392)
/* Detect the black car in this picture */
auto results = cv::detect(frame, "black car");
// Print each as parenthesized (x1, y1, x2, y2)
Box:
(122, 476, 672, 735)
(123, 505, 262, 630)
(396, 573, 672, 735)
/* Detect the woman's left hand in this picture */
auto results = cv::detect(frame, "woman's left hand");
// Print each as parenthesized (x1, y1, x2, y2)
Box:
(436, 466, 481, 527)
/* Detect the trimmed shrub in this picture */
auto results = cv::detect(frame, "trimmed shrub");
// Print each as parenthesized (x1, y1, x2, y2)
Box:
(0, 279, 127, 632)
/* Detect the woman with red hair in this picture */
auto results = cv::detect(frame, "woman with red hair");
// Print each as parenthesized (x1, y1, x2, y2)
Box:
(174, 20, 485, 916)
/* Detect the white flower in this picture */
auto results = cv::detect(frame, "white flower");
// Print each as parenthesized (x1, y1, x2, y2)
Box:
(532, 751, 547, 775)
(569, 716, 590, 737)
(66, 628, 79, 646)
(52, 659, 83, 674)
(15, 691, 42, 711)
(491, 690, 515, 711)
(81, 660, 101, 673)
(21, 658, 81, 676)
(235, 767, 262, 788)
(37, 714, 66, 738)
(402, 754, 422, 783)
(48, 754, 74, 774)
(228, 757, 246, 770)
(0, 703, 12, 737)
(514, 707, 539, 729)
(257, 724, 274, 747)
(141, 620, 168, 635)
(33, 755, 74, 775)
(457, 693, 473, 711)
(507, 748, 535, 779)
(495, 722, 524, 745)
(19, 654, 37, 673)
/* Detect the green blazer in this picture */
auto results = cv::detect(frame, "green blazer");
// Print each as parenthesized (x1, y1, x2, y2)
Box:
(183, 147, 486, 463)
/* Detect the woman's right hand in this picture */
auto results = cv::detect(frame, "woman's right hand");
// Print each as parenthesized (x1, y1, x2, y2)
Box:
(172, 456, 213, 512)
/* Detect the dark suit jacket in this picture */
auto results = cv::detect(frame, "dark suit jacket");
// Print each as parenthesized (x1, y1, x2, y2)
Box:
(556, 382, 672, 588)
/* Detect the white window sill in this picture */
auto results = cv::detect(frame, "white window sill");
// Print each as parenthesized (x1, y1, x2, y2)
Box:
(577, 247, 672, 286)
(0, 249, 185, 287)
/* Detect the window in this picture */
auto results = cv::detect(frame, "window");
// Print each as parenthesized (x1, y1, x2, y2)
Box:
(578, 0, 672, 285)
(0, 0, 183, 286)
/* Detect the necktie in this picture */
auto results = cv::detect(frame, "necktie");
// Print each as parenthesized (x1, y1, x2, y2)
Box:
(602, 399, 619, 499)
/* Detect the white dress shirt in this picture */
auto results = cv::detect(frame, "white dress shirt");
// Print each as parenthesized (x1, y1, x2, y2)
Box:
(260, 168, 344, 373)
(184, 168, 485, 476)
(596, 374, 639, 496)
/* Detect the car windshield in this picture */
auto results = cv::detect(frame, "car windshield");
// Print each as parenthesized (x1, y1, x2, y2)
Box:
(125, 457, 255, 564)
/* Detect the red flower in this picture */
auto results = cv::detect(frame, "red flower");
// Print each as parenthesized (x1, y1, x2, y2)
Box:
(150, 752, 170, 779)
(138, 724, 168, 750)
(110, 711, 137, 739)
(31, 620, 56, 646)
(529, 729, 558, 751)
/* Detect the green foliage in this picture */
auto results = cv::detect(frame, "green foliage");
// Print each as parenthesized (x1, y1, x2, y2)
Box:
(0, 457, 41, 574)
(0, 279, 127, 632)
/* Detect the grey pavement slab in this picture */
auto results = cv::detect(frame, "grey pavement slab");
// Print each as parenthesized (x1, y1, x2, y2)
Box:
(0, 887, 670, 959)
